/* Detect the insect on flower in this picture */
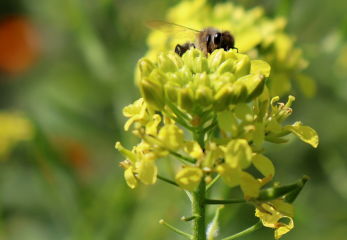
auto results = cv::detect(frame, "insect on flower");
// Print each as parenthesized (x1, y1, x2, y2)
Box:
(145, 20, 238, 57)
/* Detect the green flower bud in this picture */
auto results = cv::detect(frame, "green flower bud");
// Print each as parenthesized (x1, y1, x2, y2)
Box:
(229, 84, 247, 105)
(257, 177, 308, 202)
(193, 72, 210, 88)
(235, 72, 266, 103)
(165, 82, 180, 103)
(208, 49, 225, 71)
(138, 58, 157, 78)
(213, 83, 234, 112)
(233, 56, 251, 80)
(179, 66, 193, 84)
(182, 48, 204, 71)
(140, 77, 165, 110)
(158, 52, 178, 73)
(149, 69, 168, 85)
(211, 73, 234, 94)
(218, 72, 236, 83)
(167, 51, 184, 69)
(216, 58, 237, 74)
(225, 51, 238, 61)
(196, 85, 213, 108)
(168, 72, 184, 86)
(178, 85, 195, 112)
(193, 55, 209, 73)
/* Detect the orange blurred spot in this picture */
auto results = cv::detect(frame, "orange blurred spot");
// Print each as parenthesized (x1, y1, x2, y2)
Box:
(0, 16, 40, 75)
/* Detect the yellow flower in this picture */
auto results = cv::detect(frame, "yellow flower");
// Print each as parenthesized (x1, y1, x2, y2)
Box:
(255, 201, 294, 239)
(175, 166, 203, 191)
(116, 141, 159, 188)
(123, 98, 152, 131)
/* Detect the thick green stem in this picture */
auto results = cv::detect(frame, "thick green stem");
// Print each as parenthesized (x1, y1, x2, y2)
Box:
(192, 180, 206, 240)
(192, 130, 206, 240)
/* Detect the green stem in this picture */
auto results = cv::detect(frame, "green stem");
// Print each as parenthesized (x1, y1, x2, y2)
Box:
(192, 180, 206, 240)
(221, 221, 263, 240)
(206, 174, 221, 192)
(165, 100, 192, 122)
(205, 198, 246, 205)
(157, 174, 179, 187)
(170, 150, 197, 164)
(160, 219, 193, 239)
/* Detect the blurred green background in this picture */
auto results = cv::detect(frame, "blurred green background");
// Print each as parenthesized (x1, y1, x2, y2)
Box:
(0, 0, 346, 239)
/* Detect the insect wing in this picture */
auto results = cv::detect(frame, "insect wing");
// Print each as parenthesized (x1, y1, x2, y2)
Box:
(145, 20, 199, 40)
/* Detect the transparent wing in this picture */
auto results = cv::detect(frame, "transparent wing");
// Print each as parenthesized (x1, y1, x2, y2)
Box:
(145, 20, 199, 40)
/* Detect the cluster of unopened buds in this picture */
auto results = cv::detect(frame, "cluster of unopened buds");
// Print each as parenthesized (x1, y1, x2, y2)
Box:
(116, 48, 318, 239)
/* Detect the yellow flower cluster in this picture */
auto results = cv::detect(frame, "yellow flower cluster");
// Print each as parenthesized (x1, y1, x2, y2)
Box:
(118, 48, 318, 239)
(139, 0, 316, 98)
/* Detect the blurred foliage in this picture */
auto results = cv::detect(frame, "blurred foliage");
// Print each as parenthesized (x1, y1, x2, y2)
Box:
(0, 0, 346, 240)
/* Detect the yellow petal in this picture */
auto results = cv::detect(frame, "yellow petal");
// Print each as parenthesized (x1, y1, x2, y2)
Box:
(158, 124, 184, 151)
(124, 167, 137, 189)
(183, 141, 203, 159)
(250, 60, 271, 77)
(270, 200, 294, 218)
(240, 171, 261, 199)
(275, 217, 294, 239)
(225, 139, 252, 169)
(145, 114, 162, 136)
(216, 163, 241, 187)
(284, 121, 319, 148)
(137, 159, 158, 185)
(175, 167, 203, 191)
(252, 154, 275, 177)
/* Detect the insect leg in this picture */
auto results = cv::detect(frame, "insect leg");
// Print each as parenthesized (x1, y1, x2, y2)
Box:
(175, 43, 196, 57)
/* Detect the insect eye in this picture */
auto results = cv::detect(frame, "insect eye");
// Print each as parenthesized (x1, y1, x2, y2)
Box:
(206, 34, 211, 44)
(214, 33, 222, 45)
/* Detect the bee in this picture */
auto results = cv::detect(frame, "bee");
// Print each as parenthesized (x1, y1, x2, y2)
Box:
(145, 20, 237, 57)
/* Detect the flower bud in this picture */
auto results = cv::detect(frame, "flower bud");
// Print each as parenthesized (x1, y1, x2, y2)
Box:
(182, 48, 204, 71)
(178, 85, 195, 112)
(158, 52, 178, 73)
(216, 58, 236, 74)
(138, 58, 157, 78)
(149, 69, 168, 85)
(225, 51, 238, 61)
(233, 56, 251, 80)
(213, 83, 234, 112)
(140, 77, 165, 110)
(193, 55, 209, 73)
(229, 84, 247, 105)
(196, 85, 213, 108)
(218, 72, 236, 83)
(235, 72, 266, 103)
(168, 72, 184, 86)
(208, 49, 225, 71)
(193, 72, 210, 88)
(179, 66, 193, 84)
(164, 82, 180, 103)
(167, 51, 184, 69)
